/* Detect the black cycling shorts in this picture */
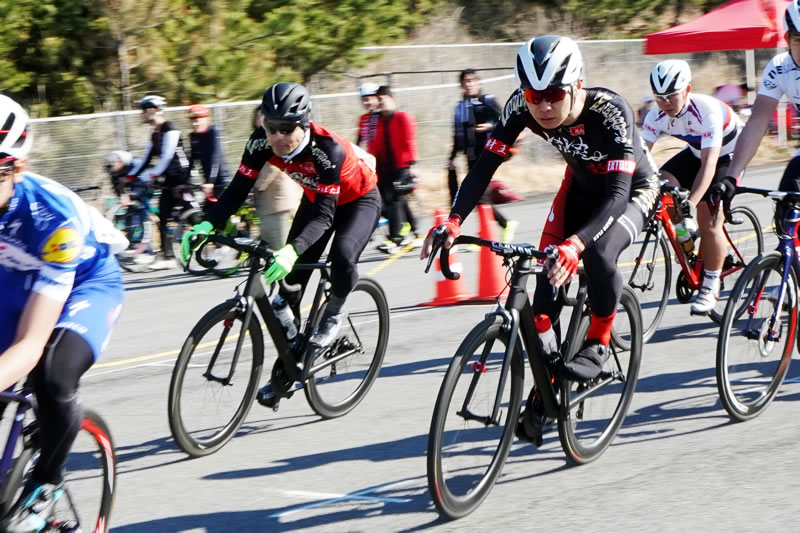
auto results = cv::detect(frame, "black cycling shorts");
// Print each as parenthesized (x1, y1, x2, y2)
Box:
(660, 148, 731, 202)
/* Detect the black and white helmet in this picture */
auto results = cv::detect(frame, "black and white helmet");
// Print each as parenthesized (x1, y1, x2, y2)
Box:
(261, 82, 312, 128)
(515, 35, 583, 91)
(139, 95, 167, 110)
(359, 82, 380, 97)
(0, 95, 32, 160)
(786, 0, 800, 32)
(650, 60, 691, 96)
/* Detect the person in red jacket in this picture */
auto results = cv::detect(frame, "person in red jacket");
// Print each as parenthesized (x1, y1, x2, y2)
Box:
(368, 85, 419, 254)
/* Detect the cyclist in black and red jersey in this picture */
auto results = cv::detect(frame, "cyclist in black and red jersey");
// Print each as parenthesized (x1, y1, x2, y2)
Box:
(182, 82, 381, 405)
(422, 35, 660, 381)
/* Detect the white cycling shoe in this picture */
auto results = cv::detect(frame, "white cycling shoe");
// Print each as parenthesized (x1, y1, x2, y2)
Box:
(691, 282, 720, 315)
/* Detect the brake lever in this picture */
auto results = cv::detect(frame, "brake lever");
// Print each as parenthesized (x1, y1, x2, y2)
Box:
(424, 228, 446, 274)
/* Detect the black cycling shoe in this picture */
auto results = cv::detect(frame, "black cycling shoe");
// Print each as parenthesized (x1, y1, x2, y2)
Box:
(562, 341, 608, 381)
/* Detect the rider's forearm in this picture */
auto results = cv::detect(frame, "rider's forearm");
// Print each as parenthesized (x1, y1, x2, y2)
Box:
(450, 151, 502, 218)
(689, 149, 720, 205)
(728, 100, 775, 180)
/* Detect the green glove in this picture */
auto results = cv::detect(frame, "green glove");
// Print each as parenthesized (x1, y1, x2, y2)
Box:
(181, 220, 214, 263)
(264, 244, 298, 285)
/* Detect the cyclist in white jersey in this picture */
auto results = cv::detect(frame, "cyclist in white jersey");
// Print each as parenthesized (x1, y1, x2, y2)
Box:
(716, 0, 800, 202)
(642, 59, 743, 314)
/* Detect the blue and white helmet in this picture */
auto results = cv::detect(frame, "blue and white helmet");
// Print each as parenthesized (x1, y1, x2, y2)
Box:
(649, 60, 691, 96)
(785, 0, 800, 32)
(139, 95, 167, 110)
(0, 95, 32, 160)
(359, 83, 380, 97)
(515, 35, 583, 90)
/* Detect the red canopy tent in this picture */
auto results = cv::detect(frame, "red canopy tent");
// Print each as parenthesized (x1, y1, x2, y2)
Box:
(645, 0, 790, 54)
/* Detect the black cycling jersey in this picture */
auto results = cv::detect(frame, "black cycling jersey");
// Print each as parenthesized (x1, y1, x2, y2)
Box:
(189, 125, 229, 194)
(452, 87, 659, 246)
(130, 121, 191, 188)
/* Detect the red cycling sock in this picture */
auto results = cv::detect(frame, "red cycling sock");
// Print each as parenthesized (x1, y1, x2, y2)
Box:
(587, 311, 616, 347)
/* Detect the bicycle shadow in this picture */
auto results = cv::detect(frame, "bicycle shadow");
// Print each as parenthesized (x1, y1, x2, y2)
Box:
(122, 271, 237, 292)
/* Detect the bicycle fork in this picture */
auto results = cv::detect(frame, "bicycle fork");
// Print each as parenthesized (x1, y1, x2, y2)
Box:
(457, 306, 518, 427)
(203, 295, 252, 387)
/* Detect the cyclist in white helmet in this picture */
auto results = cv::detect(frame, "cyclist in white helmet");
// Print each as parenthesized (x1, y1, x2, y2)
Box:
(0, 95, 127, 531)
(715, 0, 800, 202)
(422, 35, 660, 382)
(356, 82, 381, 147)
(642, 59, 743, 315)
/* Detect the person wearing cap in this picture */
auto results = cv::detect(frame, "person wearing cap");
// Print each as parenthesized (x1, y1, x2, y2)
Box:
(187, 104, 229, 206)
(128, 95, 191, 269)
(356, 82, 381, 147)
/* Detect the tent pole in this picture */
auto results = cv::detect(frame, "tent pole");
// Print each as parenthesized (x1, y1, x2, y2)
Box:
(745, 49, 756, 106)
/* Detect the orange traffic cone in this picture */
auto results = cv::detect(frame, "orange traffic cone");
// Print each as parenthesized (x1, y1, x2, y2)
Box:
(472, 204, 509, 301)
(422, 208, 471, 306)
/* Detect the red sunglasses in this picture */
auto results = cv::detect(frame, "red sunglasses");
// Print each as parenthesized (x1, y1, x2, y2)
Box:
(523, 86, 569, 105)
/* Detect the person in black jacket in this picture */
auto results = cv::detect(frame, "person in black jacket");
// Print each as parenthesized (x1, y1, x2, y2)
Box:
(447, 69, 517, 242)
(187, 104, 230, 207)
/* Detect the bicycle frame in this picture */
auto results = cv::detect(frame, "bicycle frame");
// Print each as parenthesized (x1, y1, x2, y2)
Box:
(0, 387, 33, 497)
(632, 189, 748, 293)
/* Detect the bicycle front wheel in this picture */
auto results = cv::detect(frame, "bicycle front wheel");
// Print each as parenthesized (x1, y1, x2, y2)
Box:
(174, 208, 210, 275)
(427, 316, 524, 520)
(304, 278, 389, 418)
(168, 300, 264, 457)
(711, 205, 764, 324)
(558, 286, 643, 464)
(716, 252, 795, 421)
(617, 230, 671, 348)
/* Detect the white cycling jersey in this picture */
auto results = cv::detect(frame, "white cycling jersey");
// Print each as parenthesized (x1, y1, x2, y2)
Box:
(641, 93, 742, 158)
(759, 52, 800, 108)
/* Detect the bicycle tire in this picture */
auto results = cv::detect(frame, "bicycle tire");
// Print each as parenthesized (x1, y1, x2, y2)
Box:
(0, 447, 34, 517)
(168, 300, 264, 457)
(304, 278, 389, 418)
(716, 252, 795, 421)
(427, 316, 524, 519)
(209, 211, 258, 278)
(558, 286, 643, 464)
(710, 205, 764, 324)
(617, 231, 671, 349)
(109, 204, 161, 273)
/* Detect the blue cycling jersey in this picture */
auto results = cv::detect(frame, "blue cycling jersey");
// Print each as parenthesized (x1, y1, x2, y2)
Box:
(0, 173, 128, 358)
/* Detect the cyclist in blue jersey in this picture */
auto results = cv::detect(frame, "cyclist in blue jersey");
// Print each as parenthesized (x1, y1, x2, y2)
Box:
(0, 95, 127, 532)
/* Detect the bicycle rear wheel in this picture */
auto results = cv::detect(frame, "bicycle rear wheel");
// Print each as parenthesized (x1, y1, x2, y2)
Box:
(304, 278, 389, 418)
(617, 229, 671, 348)
(173, 208, 209, 275)
(427, 316, 524, 519)
(558, 286, 642, 464)
(711, 205, 764, 324)
(168, 300, 264, 457)
(716, 252, 795, 421)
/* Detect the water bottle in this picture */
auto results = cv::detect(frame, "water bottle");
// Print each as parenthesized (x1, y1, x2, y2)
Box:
(675, 219, 697, 255)
(272, 294, 297, 340)
(534, 314, 559, 356)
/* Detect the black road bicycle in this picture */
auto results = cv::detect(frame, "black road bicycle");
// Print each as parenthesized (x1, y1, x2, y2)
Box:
(168, 233, 390, 457)
(425, 234, 643, 519)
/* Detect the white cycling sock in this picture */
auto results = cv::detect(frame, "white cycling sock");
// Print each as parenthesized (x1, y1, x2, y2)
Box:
(701, 269, 721, 290)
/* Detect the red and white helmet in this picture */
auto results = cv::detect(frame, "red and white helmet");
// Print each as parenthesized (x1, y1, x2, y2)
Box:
(515, 35, 583, 90)
(0, 95, 32, 160)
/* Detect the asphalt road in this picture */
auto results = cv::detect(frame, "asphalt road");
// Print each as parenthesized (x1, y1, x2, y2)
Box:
(80, 164, 800, 532)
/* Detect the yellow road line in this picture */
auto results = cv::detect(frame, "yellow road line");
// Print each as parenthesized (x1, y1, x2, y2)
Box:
(91, 247, 407, 372)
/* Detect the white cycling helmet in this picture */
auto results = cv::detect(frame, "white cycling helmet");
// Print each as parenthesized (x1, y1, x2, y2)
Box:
(785, 0, 800, 32)
(650, 60, 691, 96)
(139, 95, 167, 110)
(0, 95, 32, 160)
(515, 35, 583, 90)
(359, 82, 380, 97)
(104, 150, 133, 176)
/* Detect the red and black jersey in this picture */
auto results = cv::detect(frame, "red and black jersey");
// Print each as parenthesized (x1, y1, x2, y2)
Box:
(206, 122, 377, 254)
(452, 87, 659, 246)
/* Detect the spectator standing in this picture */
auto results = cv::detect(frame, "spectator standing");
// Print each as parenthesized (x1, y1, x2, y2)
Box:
(368, 85, 419, 254)
(447, 69, 517, 242)
(250, 107, 303, 247)
(356, 82, 380, 147)
(187, 104, 230, 206)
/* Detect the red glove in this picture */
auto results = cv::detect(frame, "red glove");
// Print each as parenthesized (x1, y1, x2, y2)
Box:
(555, 240, 581, 278)
(426, 215, 462, 241)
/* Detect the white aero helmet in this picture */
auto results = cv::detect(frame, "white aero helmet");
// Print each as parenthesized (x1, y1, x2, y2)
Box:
(785, 0, 800, 32)
(359, 82, 380, 97)
(0, 95, 32, 160)
(515, 35, 583, 91)
(650, 60, 691, 96)
(139, 95, 167, 110)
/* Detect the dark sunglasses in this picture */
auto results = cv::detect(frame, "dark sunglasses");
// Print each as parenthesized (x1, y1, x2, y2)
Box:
(523, 86, 569, 106)
(265, 121, 299, 135)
